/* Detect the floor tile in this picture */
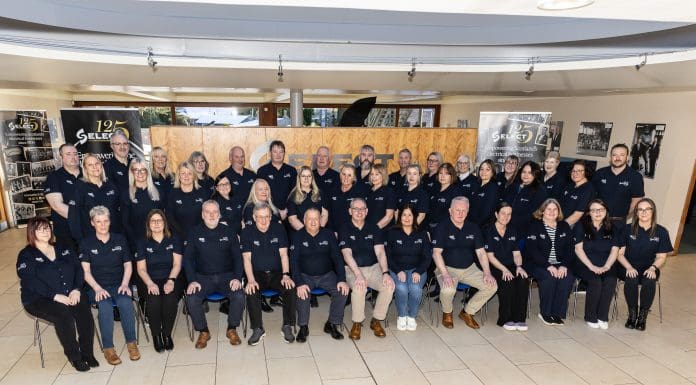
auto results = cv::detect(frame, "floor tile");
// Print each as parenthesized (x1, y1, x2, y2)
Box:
(518, 363, 589, 385)
(309, 335, 370, 380)
(161, 363, 215, 385)
(451, 344, 535, 385)
(362, 348, 429, 385)
(52, 371, 111, 385)
(423, 369, 484, 385)
(609, 355, 692, 385)
(267, 356, 321, 385)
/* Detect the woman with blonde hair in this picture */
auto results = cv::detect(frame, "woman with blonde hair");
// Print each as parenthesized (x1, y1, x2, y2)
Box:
(122, 157, 162, 248)
(242, 178, 281, 228)
(188, 151, 214, 192)
(366, 164, 396, 229)
(166, 161, 210, 240)
(287, 166, 328, 231)
(150, 146, 174, 201)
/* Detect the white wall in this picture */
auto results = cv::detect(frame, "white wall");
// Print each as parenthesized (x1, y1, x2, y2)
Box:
(0, 89, 73, 120)
(441, 91, 696, 247)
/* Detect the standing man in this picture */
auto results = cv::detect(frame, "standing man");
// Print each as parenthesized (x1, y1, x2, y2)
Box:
(313, 146, 341, 194)
(339, 198, 395, 340)
(184, 200, 245, 348)
(103, 130, 130, 193)
(432, 197, 497, 329)
(593, 143, 644, 224)
(388, 148, 412, 192)
(218, 146, 257, 201)
(45, 143, 82, 249)
(356, 144, 375, 192)
(257, 140, 297, 220)
(456, 154, 479, 200)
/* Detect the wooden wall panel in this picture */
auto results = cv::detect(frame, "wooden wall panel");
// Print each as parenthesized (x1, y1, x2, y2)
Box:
(151, 126, 204, 171)
(202, 127, 266, 176)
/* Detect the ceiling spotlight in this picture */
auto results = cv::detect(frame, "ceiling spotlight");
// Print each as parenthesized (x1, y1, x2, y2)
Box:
(524, 65, 534, 81)
(635, 54, 647, 71)
(277, 54, 284, 83)
(407, 58, 416, 82)
(146, 47, 157, 72)
(537, 0, 594, 10)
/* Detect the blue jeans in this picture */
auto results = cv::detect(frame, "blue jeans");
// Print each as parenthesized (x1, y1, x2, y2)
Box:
(90, 286, 137, 349)
(391, 270, 426, 318)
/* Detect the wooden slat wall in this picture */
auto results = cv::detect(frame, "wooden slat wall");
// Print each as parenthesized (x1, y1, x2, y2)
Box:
(150, 126, 478, 177)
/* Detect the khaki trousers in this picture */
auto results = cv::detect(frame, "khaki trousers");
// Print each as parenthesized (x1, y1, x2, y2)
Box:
(437, 264, 497, 314)
(345, 263, 395, 323)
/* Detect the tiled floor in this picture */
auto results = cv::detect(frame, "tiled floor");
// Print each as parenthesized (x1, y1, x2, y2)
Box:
(0, 228, 695, 385)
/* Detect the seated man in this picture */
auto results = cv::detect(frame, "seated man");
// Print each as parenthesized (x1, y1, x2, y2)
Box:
(432, 197, 497, 329)
(242, 202, 297, 345)
(291, 208, 349, 342)
(184, 200, 245, 348)
(339, 198, 395, 340)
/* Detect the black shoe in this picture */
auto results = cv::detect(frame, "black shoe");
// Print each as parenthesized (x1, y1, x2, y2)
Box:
(71, 359, 90, 372)
(310, 295, 319, 308)
(153, 333, 165, 353)
(248, 328, 266, 346)
(538, 313, 556, 326)
(163, 334, 174, 350)
(635, 308, 648, 331)
(324, 321, 344, 340)
(296, 325, 309, 343)
(625, 308, 637, 329)
(281, 325, 295, 343)
(82, 355, 99, 368)
(270, 296, 283, 307)
(261, 298, 274, 313)
(552, 317, 564, 325)
(113, 307, 121, 322)
(219, 300, 230, 314)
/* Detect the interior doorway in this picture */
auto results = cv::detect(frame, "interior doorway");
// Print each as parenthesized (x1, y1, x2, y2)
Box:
(675, 160, 696, 255)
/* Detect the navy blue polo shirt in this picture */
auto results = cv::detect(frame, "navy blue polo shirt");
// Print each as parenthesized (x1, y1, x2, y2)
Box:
(426, 184, 464, 228)
(184, 223, 242, 282)
(388, 171, 407, 192)
(214, 195, 243, 234)
(69, 180, 122, 241)
(256, 162, 297, 210)
(242, 204, 281, 227)
(338, 221, 384, 267)
(458, 174, 480, 200)
(327, 185, 365, 231)
(385, 228, 432, 274)
(78, 233, 131, 287)
(198, 175, 215, 194)
(166, 187, 209, 241)
(135, 236, 183, 280)
(240, 222, 288, 272)
(44, 167, 82, 241)
(103, 157, 129, 193)
(560, 182, 596, 218)
(470, 181, 501, 225)
(543, 172, 567, 201)
(290, 228, 345, 284)
(495, 172, 512, 188)
(483, 224, 520, 267)
(121, 187, 164, 247)
(396, 185, 429, 216)
(524, 220, 573, 268)
(431, 219, 484, 269)
(17, 244, 83, 305)
(622, 225, 672, 270)
(504, 183, 548, 233)
(357, 172, 372, 192)
(152, 173, 173, 204)
(218, 167, 257, 201)
(421, 173, 440, 196)
(313, 168, 340, 195)
(592, 166, 644, 218)
(287, 191, 326, 222)
(573, 224, 619, 267)
(366, 186, 397, 226)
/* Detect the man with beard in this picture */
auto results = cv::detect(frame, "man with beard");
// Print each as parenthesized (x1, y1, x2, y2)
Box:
(593, 143, 644, 225)
(218, 146, 257, 201)
(45, 143, 82, 250)
(356, 144, 375, 192)
(103, 130, 131, 193)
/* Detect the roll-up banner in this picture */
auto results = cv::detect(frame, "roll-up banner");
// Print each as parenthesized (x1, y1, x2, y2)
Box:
(0, 110, 59, 227)
(476, 112, 552, 172)
(60, 108, 144, 161)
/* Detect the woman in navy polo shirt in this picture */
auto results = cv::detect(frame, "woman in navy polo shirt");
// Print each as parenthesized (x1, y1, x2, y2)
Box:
(573, 199, 619, 329)
(17, 217, 97, 372)
(166, 162, 210, 241)
(396, 165, 429, 225)
(242, 179, 282, 228)
(484, 202, 529, 331)
(385, 204, 432, 331)
(188, 151, 215, 193)
(327, 164, 364, 232)
(287, 166, 328, 231)
(150, 146, 174, 202)
(421, 151, 442, 196)
(617, 198, 672, 331)
(542, 151, 566, 201)
(425, 163, 463, 232)
(212, 174, 244, 233)
(135, 209, 182, 352)
(470, 159, 502, 226)
(560, 160, 596, 228)
(504, 161, 548, 235)
(121, 157, 163, 249)
(366, 164, 397, 229)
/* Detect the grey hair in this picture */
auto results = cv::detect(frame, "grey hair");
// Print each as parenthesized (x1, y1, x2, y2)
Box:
(303, 207, 321, 221)
(89, 205, 110, 220)
(253, 201, 272, 214)
(109, 129, 128, 145)
(450, 196, 470, 208)
(202, 199, 220, 212)
(350, 197, 367, 209)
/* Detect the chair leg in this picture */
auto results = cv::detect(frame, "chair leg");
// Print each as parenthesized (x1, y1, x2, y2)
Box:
(34, 319, 45, 368)
(133, 299, 150, 343)
(611, 283, 619, 321)
(527, 278, 533, 318)
(572, 279, 579, 322)
(658, 281, 663, 323)
(93, 317, 103, 351)
(183, 296, 194, 342)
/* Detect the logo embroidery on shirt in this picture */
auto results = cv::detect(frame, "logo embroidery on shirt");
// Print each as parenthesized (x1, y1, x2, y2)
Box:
(600, 179, 607, 184)
(112, 246, 122, 251)
(396, 240, 403, 245)
(649, 237, 660, 242)
(465, 235, 474, 240)
(414, 239, 423, 244)
(198, 238, 206, 243)
(349, 235, 356, 241)
(270, 237, 279, 244)
(619, 181, 629, 187)
(146, 247, 154, 253)
(117, 171, 124, 176)
(220, 237, 229, 242)
(106, 190, 115, 196)
(284, 173, 292, 178)
(35, 257, 44, 262)
(375, 197, 384, 201)
(268, 175, 274, 180)
(302, 241, 309, 247)
(18, 263, 27, 271)
(448, 235, 456, 240)
(66, 180, 74, 185)
(493, 236, 500, 241)
(166, 244, 174, 250)
(365, 234, 373, 240)
(62, 250, 70, 256)
(91, 249, 99, 254)
(528, 235, 537, 240)
(318, 241, 329, 246)
(176, 200, 183, 205)
(539, 234, 546, 239)
(253, 240, 260, 246)
(233, 180, 239, 185)
(195, 198, 203, 203)
(87, 192, 95, 198)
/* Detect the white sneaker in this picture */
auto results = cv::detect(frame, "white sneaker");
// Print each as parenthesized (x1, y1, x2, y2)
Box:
(396, 316, 408, 331)
(586, 321, 600, 329)
(598, 320, 609, 330)
(502, 322, 517, 331)
(406, 317, 417, 331)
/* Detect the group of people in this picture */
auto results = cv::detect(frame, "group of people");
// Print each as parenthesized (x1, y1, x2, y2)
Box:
(16, 130, 672, 373)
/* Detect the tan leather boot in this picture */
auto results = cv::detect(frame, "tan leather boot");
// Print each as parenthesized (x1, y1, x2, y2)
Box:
(126, 342, 141, 361)
(370, 318, 386, 338)
(442, 312, 454, 329)
(349, 322, 362, 340)
(103, 347, 122, 365)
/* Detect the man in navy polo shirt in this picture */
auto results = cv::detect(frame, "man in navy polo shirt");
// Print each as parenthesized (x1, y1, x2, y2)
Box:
(432, 197, 497, 329)
(313, 146, 340, 195)
(257, 140, 297, 220)
(218, 146, 256, 201)
(356, 144, 375, 191)
(456, 154, 479, 200)
(45, 143, 82, 250)
(593, 143, 644, 224)
(388, 148, 411, 192)
(103, 130, 130, 193)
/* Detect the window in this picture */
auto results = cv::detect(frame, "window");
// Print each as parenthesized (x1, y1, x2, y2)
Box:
(175, 107, 259, 126)
(138, 107, 172, 128)
(398, 107, 436, 127)
(366, 108, 396, 127)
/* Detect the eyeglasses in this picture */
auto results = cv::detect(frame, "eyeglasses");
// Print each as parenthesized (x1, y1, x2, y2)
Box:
(589, 208, 606, 213)
(35, 227, 51, 233)
(427, 159, 439, 163)
(456, 161, 469, 165)
(571, 169, 585, 174)
(112, 142, 129, 147)
(217, 182, 231, 187)
(193, 160, 206, 165)
(149, 219, 164, 224)
(637, 207, 654, 213)
(131, 168, 148, 174)
(351, 207, 367, 212)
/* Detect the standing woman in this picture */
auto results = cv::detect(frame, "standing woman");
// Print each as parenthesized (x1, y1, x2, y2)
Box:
(396, 165, 429, 225)
(560, 160, 596, 228)
(69, 153, 122, 242)
(524, 198, 575, 325)
(150, 146, 174, 202)
(135, 209, 183, 352)
(573, 199, 619, 329)
(425, 163, 462, 232)
(287, 165, 329, 231)
(212, 174, 243, 234)
(543, 151, 567, 201)
(617, 198, 672, 331)
(17, 217, 97, 372)
(385, 204, 432, 331)
(80, 206, 139, 365)
(484, 202, 529, 331)
(366, 164, 397, 229)
(421, 152, 442, 196)
(121, 157, 163, 249)
(242, 179, 281, 227)
(470, 159, 502, 226)
(504, 161, 548, 235)
(327, 164, 364, 232)
(188, 151, 215, 193)
(166, 162, 209, 241)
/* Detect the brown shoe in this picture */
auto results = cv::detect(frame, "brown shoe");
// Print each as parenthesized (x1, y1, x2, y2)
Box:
(349, 322, 362, 340)
(126, 342, 141, 361)
(459, 310, 480, 329)
(103, 347, 121, 365)
(370, 318, 386, 338)
(442, 312, 454, 329)
(195, 331, 211, 349)
(226, 328, 241, 345)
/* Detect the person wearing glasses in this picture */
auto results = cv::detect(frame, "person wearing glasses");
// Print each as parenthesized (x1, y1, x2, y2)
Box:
(103, 130, 131, 192)
(542, 151, 567, 201)
(188, 151, 215, 193)
(455, 154, 479, 200)
(560, 160, 596, 228)
(287, 166, 329, 232)
(150, 146, 174, 203)
(496, 155, 520, 189)
(422, 151, 443, 196)
(326, 164, 364, 232)
(212, 174, 243, 234)
(616, 198, 672, 331)
(121, 158, 163, 250)
(388, 148, 412, 192)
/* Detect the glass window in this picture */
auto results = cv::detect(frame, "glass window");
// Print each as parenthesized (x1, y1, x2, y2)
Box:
(175, 107, 259, 126)
(397, 108, 435, 128)
(138, 107, 172, 128)
(276, 107, 347, 127)
(365, 108, 396, 127)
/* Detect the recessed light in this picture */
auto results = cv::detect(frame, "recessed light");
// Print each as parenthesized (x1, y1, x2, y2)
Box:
(537, 0, 594, 10)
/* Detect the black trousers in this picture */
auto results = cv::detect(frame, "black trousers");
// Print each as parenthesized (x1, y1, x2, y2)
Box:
(492, 267, 529, 325)
(624, 269, 659, 310)
(145, 278, 183, 336)
(531, 266, 575, 319)
(576, 266, 617, 322)
(247, 271, 296, 330)
(24, 292, 94, 362)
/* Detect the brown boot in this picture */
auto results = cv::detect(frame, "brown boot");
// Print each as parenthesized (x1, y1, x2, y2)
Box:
(126, 342, 141, 361)
(103, 347, 122, 365)
(459, 310, 480, 329)
(370, 318, 386, 337)
(349, 322, 362, 340)
(226, 328, 241, 345)
(195, 331, 211, 349)
(442, 312, 454, 329)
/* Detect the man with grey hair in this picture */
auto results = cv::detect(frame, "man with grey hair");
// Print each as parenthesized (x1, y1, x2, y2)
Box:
(356, 144, 375, 191)
(431, 196, 497, 329)
(388, 148, 412, 192)
(313, 145, 340, 193)
(103, 130, 131, 192)
(218, 146, 257, 201)
(45, 143, 82, 249)
(455, 154, 479, 199)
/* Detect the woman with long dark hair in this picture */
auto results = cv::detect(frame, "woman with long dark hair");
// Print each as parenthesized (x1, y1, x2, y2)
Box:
(212, 174, 243, 233)
(470, 159, 501, 226)
(504, 161, 548, 234)
(560, 159, 596, 228)
(425, 163, 463, 232)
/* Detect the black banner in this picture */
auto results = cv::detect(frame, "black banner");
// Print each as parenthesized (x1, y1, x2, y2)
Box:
(60, 108, 144, 161)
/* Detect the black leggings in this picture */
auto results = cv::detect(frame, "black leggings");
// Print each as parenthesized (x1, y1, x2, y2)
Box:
(624, 269, 659, 310)
(145, 278, 183, 337)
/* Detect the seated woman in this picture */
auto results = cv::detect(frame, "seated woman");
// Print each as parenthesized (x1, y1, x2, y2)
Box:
(385, 204, 432, 331)
(524, 198, 574, 326)
(484, 202, 529, 331)
(80, 205, 139, 365)
(136, 209, 183, 352)
(573, 199, 619, 329)
(17, 217, 97, 372)
(616, 198, 672, 331)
